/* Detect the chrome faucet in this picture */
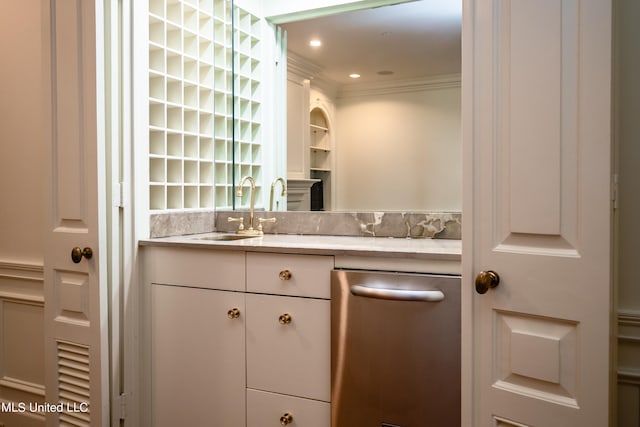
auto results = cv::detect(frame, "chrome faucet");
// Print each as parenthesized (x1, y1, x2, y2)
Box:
(228, 176, 276, 235)
(269, 177, 287, 211)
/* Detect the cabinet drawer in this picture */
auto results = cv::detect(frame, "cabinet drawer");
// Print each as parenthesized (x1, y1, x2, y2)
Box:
(246, 252, 333, 298)
(247, 389, 330, 427)
(246, 294, 330, 401)
(144, 246, 245, 291)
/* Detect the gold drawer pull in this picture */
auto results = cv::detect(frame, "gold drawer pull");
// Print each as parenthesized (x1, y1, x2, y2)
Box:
(280, 412, 293, 425)
(279, 269, 292, 281)
(227, 308, 240, 319)
(278, 313, 292, 325)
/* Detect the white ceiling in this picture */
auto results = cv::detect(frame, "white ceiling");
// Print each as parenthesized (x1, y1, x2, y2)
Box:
(279, 0, 462, 85)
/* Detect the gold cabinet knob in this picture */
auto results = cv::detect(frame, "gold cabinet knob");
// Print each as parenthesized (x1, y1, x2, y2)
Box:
(71, 247, 93, 264)
(280, 412, 293, 425)
(278, 313, 292, 325)
(475, 270, 500, 294)
(227, 308, 241, 319)
(279, 269, 292, 281)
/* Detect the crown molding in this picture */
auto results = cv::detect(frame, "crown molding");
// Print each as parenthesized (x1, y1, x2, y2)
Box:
(287, 52, 323, 81)
(337, 73, 462, 99)
(287, 52, 340, 97)
(288, 53, 460, 100)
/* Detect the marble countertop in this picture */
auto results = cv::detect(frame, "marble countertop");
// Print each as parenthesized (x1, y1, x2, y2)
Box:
(140, 232, 461, 261)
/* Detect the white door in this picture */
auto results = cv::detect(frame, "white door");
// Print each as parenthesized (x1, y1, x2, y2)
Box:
(43, 1, 109, 426)
(463, 0, 612, 426)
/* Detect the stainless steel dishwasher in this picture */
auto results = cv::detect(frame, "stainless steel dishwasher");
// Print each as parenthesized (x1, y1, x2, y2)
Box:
(331, 270, 460, 427)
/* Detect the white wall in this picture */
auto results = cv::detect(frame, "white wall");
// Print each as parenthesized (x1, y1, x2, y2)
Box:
(335, 84, 461, 211)
(0, 4, 48, 426)
(0, 2, 46, 265)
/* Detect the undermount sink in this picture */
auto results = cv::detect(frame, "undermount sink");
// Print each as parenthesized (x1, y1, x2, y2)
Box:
(195, 234, 261, 241)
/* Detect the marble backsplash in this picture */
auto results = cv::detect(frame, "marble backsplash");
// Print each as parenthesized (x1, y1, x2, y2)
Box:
(150, 211, 216, 238)
(150, 210, 461, 239)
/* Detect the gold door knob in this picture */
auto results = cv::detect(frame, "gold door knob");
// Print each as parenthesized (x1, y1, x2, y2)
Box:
(280, 412, 293, 425)
(71, 247, 93, 264)
(227, 308, 241, 319)
(475, 270, 500, 294)
(278, 313, 292, 325)
(279, 269, 292, 281)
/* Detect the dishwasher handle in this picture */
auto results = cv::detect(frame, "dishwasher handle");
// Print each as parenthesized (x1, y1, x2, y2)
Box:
(349, 284, 445, 302)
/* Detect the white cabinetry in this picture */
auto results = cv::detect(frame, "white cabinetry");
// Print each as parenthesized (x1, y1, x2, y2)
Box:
(246, 252, 332, 425)
(309, 107, 332, 210)
(143, 247, 333, 427)
(285, 70, 335, 211)
(246, 252, 332, 298)
(144, 247, 246, 427)
(150, 284, 245, 427)
(247, 389, 330, 427)
(309, 109, 331, 174)
(246, 294, 330, 401)
(146, 0, 264, 210)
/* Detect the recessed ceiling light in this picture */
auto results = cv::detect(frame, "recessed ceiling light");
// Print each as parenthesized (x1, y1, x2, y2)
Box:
(349, 73, 361, 79)
(377, 70, 394, 76)
(309, 39, 322, 47)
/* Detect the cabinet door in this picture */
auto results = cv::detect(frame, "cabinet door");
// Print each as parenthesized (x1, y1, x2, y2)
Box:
(246, 293, 330, 401)
(247, 389, 330, 427)
(150, 284, 245, 427)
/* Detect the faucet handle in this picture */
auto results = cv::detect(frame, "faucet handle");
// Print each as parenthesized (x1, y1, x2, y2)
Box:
(257, 217, 276, 232)
(227, 216, 245, 231)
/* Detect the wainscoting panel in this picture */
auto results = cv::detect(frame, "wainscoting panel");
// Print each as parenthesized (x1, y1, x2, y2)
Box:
(0, 262, 45, 426)
(618, 311, 640, 427)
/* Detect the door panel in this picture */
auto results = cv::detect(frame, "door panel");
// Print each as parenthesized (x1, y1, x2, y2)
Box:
(43, 0, 108, 426)
(495, 0, 580, 248)
(54, 0, 90, 224)
(506, 0, 563, 235)
(465, 0, 612, 425)
(492, 311, 578, 407)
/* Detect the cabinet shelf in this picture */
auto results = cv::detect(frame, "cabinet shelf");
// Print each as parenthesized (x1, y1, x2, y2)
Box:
(148, 0, 264, 211)
(310, 123, 328, 132)
(310, 145, 330, 153)
(307, 107, 332, 210)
